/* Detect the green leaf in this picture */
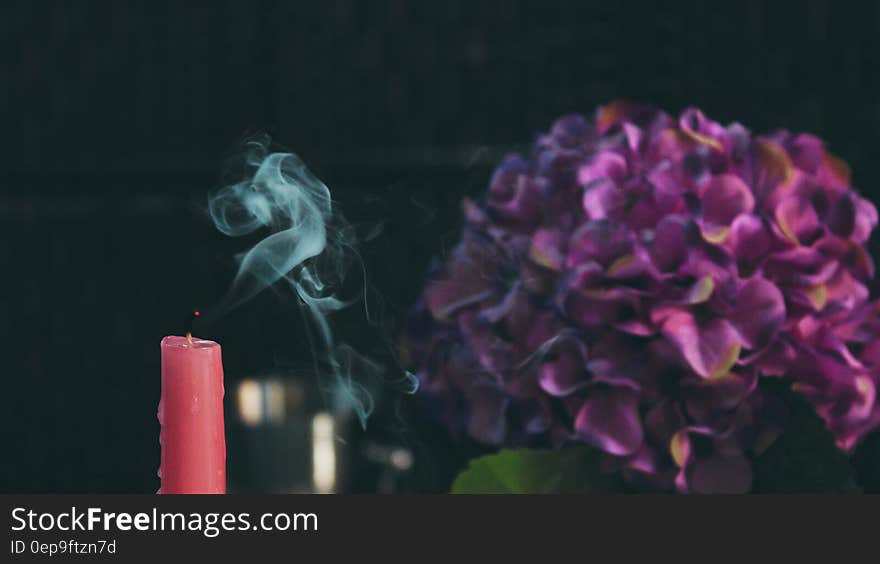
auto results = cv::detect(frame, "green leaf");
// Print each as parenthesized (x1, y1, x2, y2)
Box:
(752, 394, 861, 493)
(451, 447, 621, 493)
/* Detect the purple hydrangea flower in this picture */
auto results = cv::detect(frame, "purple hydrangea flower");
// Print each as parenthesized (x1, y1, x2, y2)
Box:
(406, 102, 880, 493)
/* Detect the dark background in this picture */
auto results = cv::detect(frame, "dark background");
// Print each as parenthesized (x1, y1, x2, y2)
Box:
(3, 1, 880, 492)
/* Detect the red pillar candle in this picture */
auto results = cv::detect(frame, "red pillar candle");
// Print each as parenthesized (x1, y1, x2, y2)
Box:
(158, 335, 226, 494)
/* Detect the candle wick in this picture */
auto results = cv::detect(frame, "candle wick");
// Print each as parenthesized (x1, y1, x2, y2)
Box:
(184, 309, 200, 346)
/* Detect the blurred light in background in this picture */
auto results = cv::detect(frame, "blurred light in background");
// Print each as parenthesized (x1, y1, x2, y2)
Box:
(236, 378, 303, 426)
(311, 412, 336, 494)
(231, 374, 413, 493)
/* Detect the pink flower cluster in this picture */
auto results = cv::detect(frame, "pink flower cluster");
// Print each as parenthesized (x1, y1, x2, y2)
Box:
(407, 102, 880, 492)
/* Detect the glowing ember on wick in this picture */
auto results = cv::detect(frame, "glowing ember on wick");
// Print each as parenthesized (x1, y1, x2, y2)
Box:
(184, 310, 201, 345)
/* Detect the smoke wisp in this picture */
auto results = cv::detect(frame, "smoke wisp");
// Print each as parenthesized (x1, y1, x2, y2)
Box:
(208, 134, 415, 426)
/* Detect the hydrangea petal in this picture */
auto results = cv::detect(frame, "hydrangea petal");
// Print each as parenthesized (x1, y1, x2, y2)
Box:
(575, 388, 644, 456)
(567, 220, 632, 268)
(764, 247, 839, 287)
(661, 311, 742, 379)
(577, 151, 627, 187)
(853, 196, 878, 243)
(539, 349, 588, 397)
(755, 139, 795, 196)
(701, 174, 755, 228)
(679, 107, 724, 152)
(730, 278, 786, 349)
(728, 213, 771, 266)
(785, 133, 825, 173)
(684, 275, 715, 304)
(651, 215, 691, 272)
(670, 430, 691, 467)
(775, 196, 820, 245)
(581, 179, 625, 220)
(529, 228, 567, 271)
